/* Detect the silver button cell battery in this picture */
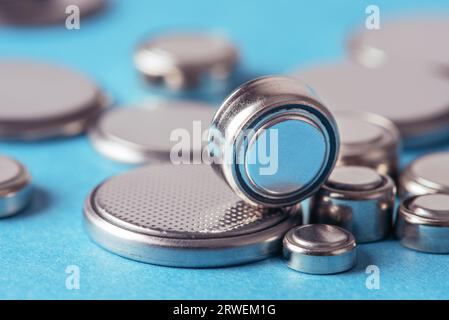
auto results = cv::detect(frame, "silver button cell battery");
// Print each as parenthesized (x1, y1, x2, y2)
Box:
(89, 101, 214, 164)
(399, 151, 449, 197)
(295, 61, 449, 148)
(83, 164, 302, 268)
(0, 156, 32, 218)
(310, 166, 396, 243)
(283, 224, 356, 274)
(0, 60, 109, 140)
(134, 31, 239, 100)
(335, 111, 400, 179)
(396, 193, 449, 253)
(208, 76, 339, 207)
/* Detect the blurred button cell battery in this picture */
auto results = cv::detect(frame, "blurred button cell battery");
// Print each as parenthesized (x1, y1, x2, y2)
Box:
(295, 61, 449, 148)
(0, 60, 108, 140)
(89, 101, 214, 164)
(134, 31, 239, 99)
(209, 76, 339, 207)
(0, 156, 32, 218)
(84, 164, 302, 267)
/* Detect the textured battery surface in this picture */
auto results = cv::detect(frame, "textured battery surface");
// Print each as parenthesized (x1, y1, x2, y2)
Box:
(93, 164, 288, 239)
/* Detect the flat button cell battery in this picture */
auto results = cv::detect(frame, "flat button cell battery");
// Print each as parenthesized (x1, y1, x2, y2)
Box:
(0, 0, 106, 25)
(295, 61, 449, 148)
(0, 156, 32, 218)
(283, 224, 356, 274)
(134, 31, 239, 99)
(0, 60, 108, 140)
(89, 101, 214, 163)
(400, 151, 449, 197)
(348, 16, 449, 70)
(396, 193, 449, 253)
(83, 164, 302, 267)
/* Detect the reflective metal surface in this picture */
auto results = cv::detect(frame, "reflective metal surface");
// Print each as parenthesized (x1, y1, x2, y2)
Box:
(400, 151, 449, 197)
(396, 193, 449, 253)
(335, 111, 400, 179)
(0, 60, 108, 140)
(283, 224, 356, 274)
(209, 76, 339, 207)
(310, 166, 396, 243)
(348, 16, 449, 70)
(295, 61, 449, 148)
(84, 164, 302, 267)
(0, 156, 32, 218)
(134, 31, 239, 99)
(89, 101, 214, 163)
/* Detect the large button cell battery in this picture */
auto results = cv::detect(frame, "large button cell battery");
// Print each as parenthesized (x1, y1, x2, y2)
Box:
(310, 166, 396, 243)
(396, 193, 449, 253)
(335, 111, 400, 179)
(84, 164, 302, 268)
(283, 224, 356, 274)
(89, 101, 214, 164)
(0, 60, 108, 140)
(0, 156, 32, 218)
(209, 76, 339, 207)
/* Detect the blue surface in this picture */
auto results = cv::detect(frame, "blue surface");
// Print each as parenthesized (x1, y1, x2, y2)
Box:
(1, 0, 449, 300)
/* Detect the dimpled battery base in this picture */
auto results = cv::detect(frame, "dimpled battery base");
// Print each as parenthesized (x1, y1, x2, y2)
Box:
(0, 60, 108, 140)
(209, 76, 339, 207)
(400, 151, 449, 197)
(283, 224, 356, 274)
(84, 164, 302, 268)
(134, 31, 239, 100)
(310, 166, 396, 243)
(0, 156, 32, 218)
(89, 101, 214, 164)
(396, 194, 449, 253)
(295, 61, 449, 148)
(335, 111, 400, 179)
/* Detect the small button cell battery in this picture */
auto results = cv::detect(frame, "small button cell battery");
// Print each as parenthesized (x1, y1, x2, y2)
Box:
(295, 61, 449, 148)
(283, 224, 356, 274)
(0, 60, 108, 140)
(134, 31, 239, 100)
(396, 193, 449, 253)
(400, 151, 449, 197)
(335, 111, 400, 179)
(89, 101, 215, 164)
(84, 164, 302, 268)
(0, 156, 32, 218)
(310, 166, 396, 243)
(209, 76, 339, 207)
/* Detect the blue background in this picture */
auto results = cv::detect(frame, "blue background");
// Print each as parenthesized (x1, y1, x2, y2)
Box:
(1, 0, 449, 300)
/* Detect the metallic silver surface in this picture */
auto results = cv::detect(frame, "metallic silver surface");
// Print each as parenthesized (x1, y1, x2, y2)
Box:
(400, 151, 449, 197)
(89, 101, 214, 164)
(134, 31, 239, 98)
(348, 16, 449, 70)
(84, 164, 302, 267)
(283, 224, 356, 274)
(0, 0, 106, 25)
(396, 193, 449, 253)
(0, 60, 108, 140)
(310, 166, 396, 243)
(0, 156, 32, 218)
(209, 76, 339, 207)
(295, 61, 449, 148)
(335, 111, 400, 179)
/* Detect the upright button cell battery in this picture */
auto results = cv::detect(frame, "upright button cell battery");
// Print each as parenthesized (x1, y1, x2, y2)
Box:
(83, 164, 302, 268)
(335, 111, 400, 179)
(209, 76, 340, 207)
(0, 60, 109, 140)
(0, 156, 32, 218)
(89, 101, 215, 164)
(295, 61, 449, 148)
